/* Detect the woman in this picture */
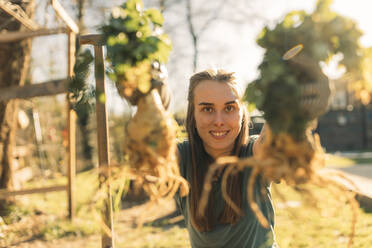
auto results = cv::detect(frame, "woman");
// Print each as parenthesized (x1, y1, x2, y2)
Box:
(175, 69, 276, 248)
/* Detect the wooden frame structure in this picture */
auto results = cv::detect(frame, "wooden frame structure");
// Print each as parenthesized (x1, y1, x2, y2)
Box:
(0, 0, 77, 220)
(1, 2, 116, 247)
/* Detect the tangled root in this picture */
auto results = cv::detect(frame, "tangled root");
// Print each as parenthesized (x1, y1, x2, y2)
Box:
(198, 127, 359, 248)
(125, 89, 189, 201)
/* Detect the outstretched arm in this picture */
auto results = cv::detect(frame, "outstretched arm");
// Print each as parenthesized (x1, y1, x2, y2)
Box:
(252, 123, 268, 156)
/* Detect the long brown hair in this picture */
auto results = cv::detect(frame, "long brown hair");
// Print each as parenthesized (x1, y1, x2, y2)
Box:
(186, 69, 249, 232)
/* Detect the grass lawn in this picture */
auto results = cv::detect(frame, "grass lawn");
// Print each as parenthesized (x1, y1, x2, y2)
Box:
(2, 153, 372, 247)
(273, 183, 372, 248)
(325, 153, 372, 168)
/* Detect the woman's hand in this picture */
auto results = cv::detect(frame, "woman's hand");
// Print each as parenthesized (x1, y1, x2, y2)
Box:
(151, 61, 171, 110)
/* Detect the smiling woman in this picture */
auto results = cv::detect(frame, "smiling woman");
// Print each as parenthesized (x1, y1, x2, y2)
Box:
(175, 69, 276, 248)
(193, 80, 243, 159)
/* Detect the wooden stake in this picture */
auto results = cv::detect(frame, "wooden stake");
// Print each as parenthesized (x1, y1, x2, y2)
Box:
(77, 33, 115, 247)
(94, 45, 115, 248)
(67, 31, 76, 220)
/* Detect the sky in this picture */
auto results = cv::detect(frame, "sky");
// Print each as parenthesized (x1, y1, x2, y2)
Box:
(195, 0, 372, 86)
(166, 0, 372, 113)
(30, 0, 372, 114)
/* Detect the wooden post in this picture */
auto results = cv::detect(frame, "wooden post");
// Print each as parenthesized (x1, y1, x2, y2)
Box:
(78, 34, 114, 247)
(0, 78, 69, 101)
(0, 28, 67, 43)
(67, 31, 76, 220)
(94, 45, 115, 248)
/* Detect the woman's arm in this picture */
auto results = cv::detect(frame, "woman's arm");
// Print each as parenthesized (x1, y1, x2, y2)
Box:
(252, 123, 268, 156)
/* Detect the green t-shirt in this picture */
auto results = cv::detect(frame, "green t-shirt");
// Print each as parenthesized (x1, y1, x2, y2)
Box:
(175, 139, 277, 248)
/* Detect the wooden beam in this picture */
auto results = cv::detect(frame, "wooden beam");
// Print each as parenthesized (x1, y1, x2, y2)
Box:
(0, 0, 39, 30)
(67, 31, 76, 220)
(0, 79, 69, 101)
(0, 28, 67, 43)
(0, 185, 66, 199)
(51, 0, 79, 33)
(79, 34, 104, 46)
(94, 45, 115, 248)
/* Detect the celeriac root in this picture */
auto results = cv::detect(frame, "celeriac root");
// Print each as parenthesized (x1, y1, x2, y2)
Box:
(125, 89, 189, 202)
(198, 127, 359, 248)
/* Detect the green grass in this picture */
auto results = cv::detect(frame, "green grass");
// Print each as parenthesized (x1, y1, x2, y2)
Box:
(2, 158, 372, 247)
(1, 169, 102, 245)
(351, 157, 372, 165)
(273, 183, 372, 248)
(325, 154, 356, 168)
(325, 153, 372, 168)
(115, 226, 190, 248)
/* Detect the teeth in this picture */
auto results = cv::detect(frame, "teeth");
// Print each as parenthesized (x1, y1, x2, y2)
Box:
(211, 131, 228, 137)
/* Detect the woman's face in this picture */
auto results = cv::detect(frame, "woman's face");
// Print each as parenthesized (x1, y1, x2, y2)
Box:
(193, 80, 243, 159)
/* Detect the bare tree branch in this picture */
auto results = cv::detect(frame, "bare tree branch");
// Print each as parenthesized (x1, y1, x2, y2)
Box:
(222, 0, 270, 24)
(186, 0, 198, 71)
(198, 0, 226, 37)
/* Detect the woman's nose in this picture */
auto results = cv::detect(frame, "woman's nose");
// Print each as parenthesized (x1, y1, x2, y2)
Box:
(213, 111, 225, 127)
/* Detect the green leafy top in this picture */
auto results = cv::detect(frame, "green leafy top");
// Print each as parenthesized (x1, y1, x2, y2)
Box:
(245, 0, 364, 139)
(101, 0, 171, 94)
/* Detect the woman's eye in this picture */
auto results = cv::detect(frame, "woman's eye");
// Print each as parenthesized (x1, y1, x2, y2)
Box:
(202, 107, 214, 113)
(225, 105, 235, 112)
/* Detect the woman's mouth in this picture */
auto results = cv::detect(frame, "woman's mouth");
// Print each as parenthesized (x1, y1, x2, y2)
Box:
(209, 130, 229, 139)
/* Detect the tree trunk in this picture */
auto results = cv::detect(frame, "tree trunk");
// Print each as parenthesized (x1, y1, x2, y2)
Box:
(0, 0, 34, 210)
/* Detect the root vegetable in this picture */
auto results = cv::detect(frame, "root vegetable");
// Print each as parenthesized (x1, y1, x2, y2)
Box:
(125, 89, 189, 201)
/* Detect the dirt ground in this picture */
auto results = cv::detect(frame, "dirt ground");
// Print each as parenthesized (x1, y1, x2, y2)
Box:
(4, 199, 189, 248)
